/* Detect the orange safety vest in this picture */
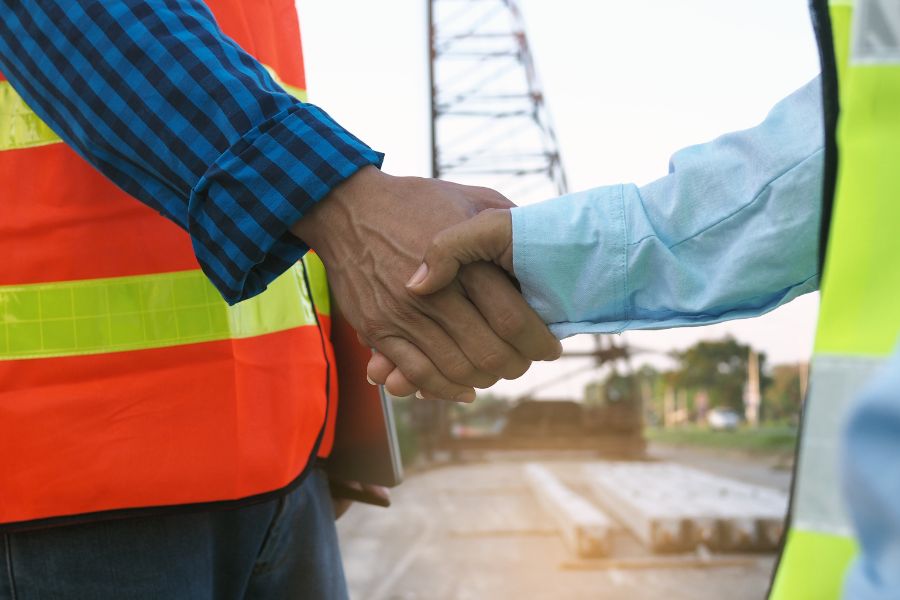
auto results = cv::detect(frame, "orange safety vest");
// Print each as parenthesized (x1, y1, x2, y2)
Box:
(0, 0, 339, 528)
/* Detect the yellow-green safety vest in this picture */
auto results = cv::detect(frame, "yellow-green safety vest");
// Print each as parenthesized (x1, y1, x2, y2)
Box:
(770, 0, 900, 597)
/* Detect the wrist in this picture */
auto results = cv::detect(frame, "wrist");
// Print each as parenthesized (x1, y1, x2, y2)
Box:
(290, 165, 390, 251)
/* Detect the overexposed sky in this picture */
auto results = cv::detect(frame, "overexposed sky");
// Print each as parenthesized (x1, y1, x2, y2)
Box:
(299, 0, 822, 399)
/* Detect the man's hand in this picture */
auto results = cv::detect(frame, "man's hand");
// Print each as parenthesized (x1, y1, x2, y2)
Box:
(328, 479, 390, 519)
(367, 208, 538, 400)
(292, 168, 559, 401)
(404, 208, 513, 295)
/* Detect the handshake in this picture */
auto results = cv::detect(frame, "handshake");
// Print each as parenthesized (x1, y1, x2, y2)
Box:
(292, 165, 562, 403)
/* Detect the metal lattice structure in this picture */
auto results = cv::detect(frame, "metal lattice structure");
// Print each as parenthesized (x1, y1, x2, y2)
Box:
(428, 0, 568, 202)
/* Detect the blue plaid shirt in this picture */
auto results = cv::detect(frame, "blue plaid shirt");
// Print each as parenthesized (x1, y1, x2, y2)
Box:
(0, 0, 383, 304)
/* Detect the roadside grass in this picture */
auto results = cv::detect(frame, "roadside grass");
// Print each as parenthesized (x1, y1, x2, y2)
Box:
(645, 424, 798, 456)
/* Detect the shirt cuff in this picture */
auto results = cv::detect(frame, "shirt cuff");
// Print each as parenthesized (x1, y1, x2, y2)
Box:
(511, 185, 628, 339)
(188, 103, 384, 304)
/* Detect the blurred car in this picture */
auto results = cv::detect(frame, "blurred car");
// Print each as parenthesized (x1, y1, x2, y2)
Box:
(707, 407, 741, 431)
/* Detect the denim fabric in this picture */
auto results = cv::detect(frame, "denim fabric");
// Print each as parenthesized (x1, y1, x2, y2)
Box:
(0, 470, 347, 600)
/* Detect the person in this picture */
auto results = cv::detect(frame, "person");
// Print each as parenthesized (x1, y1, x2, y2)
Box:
(0, 1, 560, 598)
(372, 2, 900, 597)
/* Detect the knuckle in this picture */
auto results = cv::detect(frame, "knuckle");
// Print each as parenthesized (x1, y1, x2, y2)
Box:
(439, 383, 463, 401)
(402, 362, 432, 387)
(493, 309, 527, 339)
(431, 232, 451, 253)
(445, 359, 477, 384)
(476, 351, 508, 374)
(391, 301, 426, 327)
(360, 318, 388, 342)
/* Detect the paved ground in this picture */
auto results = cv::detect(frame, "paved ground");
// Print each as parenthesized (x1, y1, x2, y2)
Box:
(648, 444, 793, 493)
(337, 446, 789, 600)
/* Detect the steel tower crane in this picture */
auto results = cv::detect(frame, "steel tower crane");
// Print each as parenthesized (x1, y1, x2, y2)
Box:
(427, 0, 567, 202)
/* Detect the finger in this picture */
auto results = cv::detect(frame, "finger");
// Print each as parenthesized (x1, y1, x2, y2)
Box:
(376, 336, 476, 402)
(407, 209, 512, 296)
(366, 351, 395, 385)
(385, 367, 418, 398)
(382, 366, 417, 397)
(423, 289, 530, 381)
(417, 388, 475, 404)
(395, 310, 499, 389)
(361, 484, 391, 506)
(460, 263, 563, 362)
(385, 368, 417, 398)
(332, 498, 353, 520)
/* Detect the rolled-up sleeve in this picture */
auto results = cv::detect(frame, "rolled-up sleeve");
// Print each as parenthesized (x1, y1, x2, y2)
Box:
(0, 0, 383, 303)
(511, 77, 824, 338)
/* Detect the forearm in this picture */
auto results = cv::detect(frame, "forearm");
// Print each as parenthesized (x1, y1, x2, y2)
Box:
(0, 0, 382, 303)
(512, 77, 824, 338)
(841, 345, 900, 597)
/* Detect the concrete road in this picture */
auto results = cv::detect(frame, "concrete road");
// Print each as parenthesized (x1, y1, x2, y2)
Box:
(337, 449, 786, 600)
(648, 443, 793, 493)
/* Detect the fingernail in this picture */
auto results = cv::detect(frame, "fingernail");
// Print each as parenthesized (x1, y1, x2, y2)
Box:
(366, 376, 376, 385)
(455, 391, 476, 404)
(405, 263, 428, 288)
(415, 390, 425, 400)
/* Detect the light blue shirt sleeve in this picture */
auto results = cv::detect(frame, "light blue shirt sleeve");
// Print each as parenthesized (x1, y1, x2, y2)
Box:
(511, 77, 824, 338)
(842, 344, 900, 599)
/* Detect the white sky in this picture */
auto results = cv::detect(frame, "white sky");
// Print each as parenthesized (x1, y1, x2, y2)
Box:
(298, 0, 823, 399)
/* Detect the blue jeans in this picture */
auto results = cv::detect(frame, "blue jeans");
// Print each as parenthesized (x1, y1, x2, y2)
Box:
(0, 469, 348, 600)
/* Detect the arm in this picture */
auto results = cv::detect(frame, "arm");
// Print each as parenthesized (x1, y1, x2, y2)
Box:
(842, 345, 900, 597)
(0, 0, 381, 304)
(0, 1, 560, 398)
(406, 77, 825, 338)
(512, 77, 824, 337)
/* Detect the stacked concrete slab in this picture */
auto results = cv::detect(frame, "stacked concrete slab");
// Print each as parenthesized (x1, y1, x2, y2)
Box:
(583, 462, 787, 553)
(523, 463, 613, 558)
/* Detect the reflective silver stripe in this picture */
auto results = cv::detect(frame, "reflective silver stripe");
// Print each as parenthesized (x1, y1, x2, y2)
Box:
(852, 0, 900, 64)
(792, 355, 885, 535)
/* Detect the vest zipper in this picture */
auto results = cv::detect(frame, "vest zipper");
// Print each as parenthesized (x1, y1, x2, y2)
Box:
(298, 258, 333, 466)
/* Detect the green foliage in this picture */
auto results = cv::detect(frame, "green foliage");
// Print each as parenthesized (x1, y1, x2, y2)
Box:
(671, 336, 768, 413)
(763, 364, 805, 423)
(646, 424, 797, 455)
(581, 337, 803, 427)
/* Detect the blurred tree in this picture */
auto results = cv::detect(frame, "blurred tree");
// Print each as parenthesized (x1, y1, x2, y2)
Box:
(583, 380, 605, 406)
(583, 366, 664, 426)
(763, 364, 804, 423)
(671, 337, 769, 414)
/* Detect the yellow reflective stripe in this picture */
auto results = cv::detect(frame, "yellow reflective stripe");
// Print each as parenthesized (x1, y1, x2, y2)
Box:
(770, 528, 857, 599)
(814, 2, 900, 357)
(302, 252, 330, 316)
(0, 263, 319, 360)
(262, 65, 308, 102)
(0, 66, 306, 154)
(0, 80, 62, 151)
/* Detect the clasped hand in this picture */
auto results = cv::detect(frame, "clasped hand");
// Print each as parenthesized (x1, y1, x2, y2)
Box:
(292, 166, 556, 402)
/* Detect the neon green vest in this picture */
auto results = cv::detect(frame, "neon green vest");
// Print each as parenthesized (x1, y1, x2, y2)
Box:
(770, 0, 900, 597)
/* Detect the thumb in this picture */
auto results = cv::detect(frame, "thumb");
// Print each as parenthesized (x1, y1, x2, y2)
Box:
(406, 209, 513, 295)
